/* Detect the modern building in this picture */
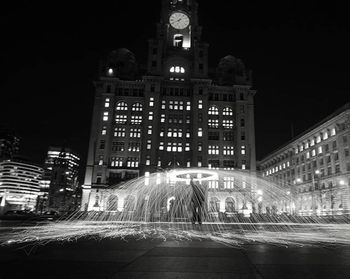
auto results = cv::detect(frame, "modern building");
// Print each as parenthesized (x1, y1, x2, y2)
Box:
(0, 128, 20, 161)
(259, 103, 350, 216)
(42, 147, 81, 213)
(82, 0, 257, 213)
(0, 160, 43, 214)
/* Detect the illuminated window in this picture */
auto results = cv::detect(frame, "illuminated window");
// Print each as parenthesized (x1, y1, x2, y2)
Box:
(132, 103, 143, 112)
(305, 142, 309, 149)
(147, 140, 152, 150)
(112, 142, 124, 152)
(161, 114, 165, 123)
(167, 143, 172, 152)
(208, 119, 219, 128)
(104, 98, 110, 108)
(130, 128, 141, 138)
(173, 34, 184, 47)
(185, 143, 190, 151)
(208, 145, 219, 155)
(312, 149, 316, 156)
(148, 112, 154, 121)
(159, 142, 164, 150)
(331, 128, 336, 136)
(170, 66, 185, 73)
(198, 128, 203, 137)
(108, 68, 114, 76)
(160, 129, 165, 137)
(128, 142, 140, 152)
(161, 100, 166, 109)
(198, 100, 203, 109)
(209, 181, 219, 189)
(111, 157, 123, 167)
(186, 101, 191, 111)
(223, 107, 233, 116)
(146, 156, 151, 166)
(223, 120, 233, 129)
(186, 129, 190, 138)
(306, 152, 310, 159)
(131, 115, 142, 125)
(323, 131, 329, 140)
(114, 127, 126, 137)
(148, 126, 152, 135)
(149, 97, 154, 107)
(241, 146, 246, 155)
(318, 146, 323, 154)
(187, 161, 191, 168)
(242, 164, 246, 170)
(115, 115, 127, 124)
(127, 157, 139, 168)
(198, 143, 202, 152)
(98, 156, 104, 166)
(316, 135, 321, 143)
(103, 112, 109, 121)
(310, 139, 315, 146)
(101, 126, 107, 135)
(223, 146, 234, 155)
(224, 177, 234, 189)
(208, 106, 219, 115)
(116, 102, 128, 111)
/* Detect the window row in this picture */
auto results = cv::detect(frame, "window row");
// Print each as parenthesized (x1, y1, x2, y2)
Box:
(110, 157, 139, 168)
(208, 119, 234, 129)
(105, 101, 143, 111)
(295, 128, 336, 154)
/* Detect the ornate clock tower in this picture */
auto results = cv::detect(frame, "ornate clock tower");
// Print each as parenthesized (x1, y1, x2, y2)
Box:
(82, 0, 257, 214)
(147, 0, 208, 79)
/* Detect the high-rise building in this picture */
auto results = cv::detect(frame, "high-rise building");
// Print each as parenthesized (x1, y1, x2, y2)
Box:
(0, 128, 20, 161)
(259, 103, 350, 216)
(0, 160, 43, 214)
(42, 147, 80, 213)
(82, 0, 257, 212)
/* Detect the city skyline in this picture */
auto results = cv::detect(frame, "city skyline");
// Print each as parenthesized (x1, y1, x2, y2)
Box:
(1, 1, 349, 176)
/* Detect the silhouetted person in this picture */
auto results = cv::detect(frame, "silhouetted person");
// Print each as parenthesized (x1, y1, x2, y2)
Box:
(190, 178, 205, 225)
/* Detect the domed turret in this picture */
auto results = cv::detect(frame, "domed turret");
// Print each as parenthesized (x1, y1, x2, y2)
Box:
(103, 48, 138, 80)
(216, 55, 252, 86)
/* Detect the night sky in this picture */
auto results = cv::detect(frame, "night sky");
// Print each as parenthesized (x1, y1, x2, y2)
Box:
(1, 1, 349, 180)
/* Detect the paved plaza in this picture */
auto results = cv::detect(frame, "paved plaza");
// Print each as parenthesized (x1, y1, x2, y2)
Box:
(1, 228, 350, 279)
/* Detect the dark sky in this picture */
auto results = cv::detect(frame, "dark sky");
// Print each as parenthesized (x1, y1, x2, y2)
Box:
(1, 1, 349, 179)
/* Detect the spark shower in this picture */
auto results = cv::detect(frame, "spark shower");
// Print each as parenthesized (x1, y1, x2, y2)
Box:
(2, 169, 350, 248)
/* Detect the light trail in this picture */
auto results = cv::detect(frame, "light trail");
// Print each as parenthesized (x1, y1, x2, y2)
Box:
(1, 169, 350, 248)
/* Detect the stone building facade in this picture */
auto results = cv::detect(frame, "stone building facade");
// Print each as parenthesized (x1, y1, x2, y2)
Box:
(259, 103, 350, 216)
(82, 0, 257, 213)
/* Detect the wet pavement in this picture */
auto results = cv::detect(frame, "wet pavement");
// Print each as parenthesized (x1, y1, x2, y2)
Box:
(1, 235, 350, 279)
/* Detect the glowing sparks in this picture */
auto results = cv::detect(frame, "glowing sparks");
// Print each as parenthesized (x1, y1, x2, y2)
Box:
(1, 168, 350, 248)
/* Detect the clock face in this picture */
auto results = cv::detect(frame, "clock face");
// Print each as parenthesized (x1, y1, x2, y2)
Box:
(169, 12, 190, 29)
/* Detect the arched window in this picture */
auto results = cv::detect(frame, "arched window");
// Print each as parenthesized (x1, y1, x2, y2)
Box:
(209, 197, 220, 212)
(116, 102, 128, 111)
(106, 195, 119, 211)
(208, 106, 219, 115)
(225, 197, 235, 212)
(223, 107, 233, 116)
(170, 66, 185, 74)
(132, 103, 143, 112)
